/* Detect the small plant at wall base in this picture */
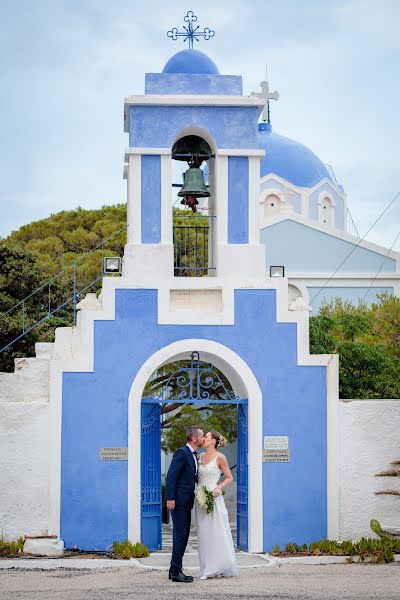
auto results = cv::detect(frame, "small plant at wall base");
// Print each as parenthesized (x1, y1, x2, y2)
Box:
(111, 540, 150, 559)
(0, 536, 24, 556)
(270, 536, 400, 563)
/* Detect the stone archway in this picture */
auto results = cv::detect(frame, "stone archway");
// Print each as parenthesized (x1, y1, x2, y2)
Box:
(127, 339, 263, 553)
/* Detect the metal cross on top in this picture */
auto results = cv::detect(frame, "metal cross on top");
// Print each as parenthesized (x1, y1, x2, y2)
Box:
(167, 11, 215, 50)
(251, 66, 279, 123)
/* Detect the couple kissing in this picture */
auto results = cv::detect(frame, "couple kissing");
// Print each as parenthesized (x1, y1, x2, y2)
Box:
(166, 426, 237, 582)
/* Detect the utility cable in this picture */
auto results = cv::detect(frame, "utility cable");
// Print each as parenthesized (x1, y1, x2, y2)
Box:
(310, 191, 400, 306)
(361, 229, 400, 301)
(325, 226, 400, 365)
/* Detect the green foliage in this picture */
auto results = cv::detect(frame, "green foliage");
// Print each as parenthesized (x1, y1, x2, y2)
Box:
(310, 294, 400, 399)
(0, 536, 24, 555)
(274, 536, 400, 563)
(0, 241, 61, 372)
(112, 539, 150, 559)
(7, 204, 127, 279)
(161, 403, 237, 454)
(0, 205, 127, 372)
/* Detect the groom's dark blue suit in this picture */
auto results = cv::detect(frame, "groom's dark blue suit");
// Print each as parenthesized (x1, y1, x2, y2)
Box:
(166, 444, 197, 576)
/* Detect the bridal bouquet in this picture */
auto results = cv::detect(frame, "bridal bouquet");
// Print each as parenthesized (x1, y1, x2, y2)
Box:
(195, 485, 225, 514)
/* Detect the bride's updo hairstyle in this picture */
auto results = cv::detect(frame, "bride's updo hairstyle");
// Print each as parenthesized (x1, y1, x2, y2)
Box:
(210, 430, 227, 449)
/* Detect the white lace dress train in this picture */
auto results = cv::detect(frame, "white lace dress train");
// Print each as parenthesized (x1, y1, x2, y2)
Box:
(195, 455, 238, 578)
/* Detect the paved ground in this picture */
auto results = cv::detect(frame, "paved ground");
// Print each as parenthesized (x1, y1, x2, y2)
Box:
(0, 563, 399, 600)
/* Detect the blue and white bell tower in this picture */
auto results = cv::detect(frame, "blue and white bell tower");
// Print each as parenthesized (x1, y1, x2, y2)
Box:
(122, 36, 266, 280)
(57, 14, 340, 555)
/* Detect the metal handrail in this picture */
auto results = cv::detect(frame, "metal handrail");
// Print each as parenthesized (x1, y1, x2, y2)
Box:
(346, 208, 361, 238)
(173, 214, 215, 276)
(324, 163, 340, 187)
(0, 225, 127, 354)
(0, 226, 127, 318)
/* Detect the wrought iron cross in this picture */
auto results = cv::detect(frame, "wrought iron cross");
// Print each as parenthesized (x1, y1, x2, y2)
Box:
(167, 11, 215, 50)
(251, 66, 279, 123)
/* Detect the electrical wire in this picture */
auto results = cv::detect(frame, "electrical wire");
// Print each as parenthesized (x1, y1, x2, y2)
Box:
(309, 191, 400, 306)
(325, 226, 400, 365)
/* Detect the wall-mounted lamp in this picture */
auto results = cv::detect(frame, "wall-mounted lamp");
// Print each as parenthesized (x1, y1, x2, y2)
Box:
(270, 265, 285, 277)
(104, 257, 122, 274)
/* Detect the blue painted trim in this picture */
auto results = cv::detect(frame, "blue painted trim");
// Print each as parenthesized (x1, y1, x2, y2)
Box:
(141, 155, 161, 244)
(228, 157, 249, 244)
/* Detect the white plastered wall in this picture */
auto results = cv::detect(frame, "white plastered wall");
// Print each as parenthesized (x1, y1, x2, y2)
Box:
(339, 399, 400, 539)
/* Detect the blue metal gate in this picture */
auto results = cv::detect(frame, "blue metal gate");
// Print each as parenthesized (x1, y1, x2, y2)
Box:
(141, 402, 162, 551)
(237, 403, 248, 551)
(140, 352, 248, 551)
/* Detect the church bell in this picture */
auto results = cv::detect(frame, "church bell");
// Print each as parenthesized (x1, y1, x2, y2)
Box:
(178, 167, 210, 213)
(173, 135, 212, 213)
(178, 167, 210, 198)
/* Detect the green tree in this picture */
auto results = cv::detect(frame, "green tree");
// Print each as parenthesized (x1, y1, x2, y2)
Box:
(310, 296, 400, 399)
(0, 242, 61, 371)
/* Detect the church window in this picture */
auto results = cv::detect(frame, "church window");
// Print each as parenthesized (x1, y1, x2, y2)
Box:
(264, 194, 282, 218)
(318, 196, 334, 227)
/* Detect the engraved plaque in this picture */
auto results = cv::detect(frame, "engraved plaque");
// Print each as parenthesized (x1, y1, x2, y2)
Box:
(99, 447, 128, 461)
(170, 289, 222, 313)
(263, 448, 290, 462)
(264, 436, 289, 450)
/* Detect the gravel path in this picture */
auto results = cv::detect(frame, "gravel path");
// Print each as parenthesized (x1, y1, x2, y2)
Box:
(0, 563, 399, 600)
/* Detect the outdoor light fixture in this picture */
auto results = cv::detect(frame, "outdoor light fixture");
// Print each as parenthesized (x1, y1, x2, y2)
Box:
(104, 257, 122, 274)
(270, 265, 285, 277)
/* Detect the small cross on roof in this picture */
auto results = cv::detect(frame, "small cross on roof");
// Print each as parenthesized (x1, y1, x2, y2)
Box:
(167, 11, 215, 50)
(251, 67, 279, 123)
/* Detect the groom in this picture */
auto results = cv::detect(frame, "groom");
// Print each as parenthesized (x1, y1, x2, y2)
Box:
(166, 426, 205, 582)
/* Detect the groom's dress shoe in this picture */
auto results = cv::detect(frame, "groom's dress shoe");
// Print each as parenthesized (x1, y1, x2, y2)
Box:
(171, 572, 194, 583)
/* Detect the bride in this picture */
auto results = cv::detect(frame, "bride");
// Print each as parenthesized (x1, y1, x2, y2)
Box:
(195, 430, 238, 579)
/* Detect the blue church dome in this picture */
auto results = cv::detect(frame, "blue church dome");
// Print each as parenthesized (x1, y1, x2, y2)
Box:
(162, 49, 220, 75)
(258, 123, 332, 188)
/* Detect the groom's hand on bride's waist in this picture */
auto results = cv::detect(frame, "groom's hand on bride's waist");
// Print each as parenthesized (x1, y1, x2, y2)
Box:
(166, 500, 175, 510)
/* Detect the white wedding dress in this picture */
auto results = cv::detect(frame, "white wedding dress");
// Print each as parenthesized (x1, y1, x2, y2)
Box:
(195, 454, 238, 578)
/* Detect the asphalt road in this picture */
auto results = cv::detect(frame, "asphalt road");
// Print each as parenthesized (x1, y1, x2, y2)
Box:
(0, 563, 399, 600)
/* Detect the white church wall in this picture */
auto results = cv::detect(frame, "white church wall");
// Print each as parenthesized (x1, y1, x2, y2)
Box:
(0, 400, 50, 540)
(339, 399, 400, 540)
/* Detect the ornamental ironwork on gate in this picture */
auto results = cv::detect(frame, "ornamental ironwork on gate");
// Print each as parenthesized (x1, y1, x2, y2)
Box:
(142, 351, 246, 405)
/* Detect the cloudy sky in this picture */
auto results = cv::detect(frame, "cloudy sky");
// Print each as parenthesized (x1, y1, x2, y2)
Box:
(1, 0, 399, 251)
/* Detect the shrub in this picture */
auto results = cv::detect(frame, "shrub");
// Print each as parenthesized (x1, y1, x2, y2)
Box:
(0, 536, 24, 555)
(112, 539, 150, 559)
(272, 537, 400, 563)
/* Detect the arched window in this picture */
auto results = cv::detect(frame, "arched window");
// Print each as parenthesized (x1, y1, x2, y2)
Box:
(318, 196, 334, 227)
(171, 133, 215, 277)
(263, 194, 282, 218)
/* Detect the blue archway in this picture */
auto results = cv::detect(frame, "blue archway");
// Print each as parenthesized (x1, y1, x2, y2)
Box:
(141, 352, 248, 551)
